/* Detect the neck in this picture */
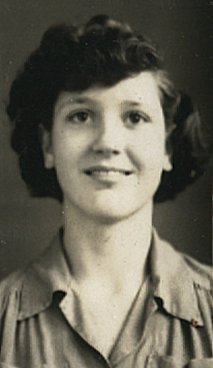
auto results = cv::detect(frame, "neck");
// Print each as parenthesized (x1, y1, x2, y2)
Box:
(63, 201, 153, 292)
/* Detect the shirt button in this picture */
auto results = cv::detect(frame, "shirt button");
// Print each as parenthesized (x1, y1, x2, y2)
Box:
(191, 318, 199, 327)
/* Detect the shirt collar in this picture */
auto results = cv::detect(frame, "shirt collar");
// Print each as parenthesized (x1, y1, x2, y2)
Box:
(18, 228, 71, 320)
(151, 229, 206, 326)
(18, 228, 206, 325)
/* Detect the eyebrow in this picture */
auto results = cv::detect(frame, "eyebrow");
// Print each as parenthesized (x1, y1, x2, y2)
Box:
(57, 97, 144, 112)
(57, 97, 97, 110)
(120, 100, 142, 107)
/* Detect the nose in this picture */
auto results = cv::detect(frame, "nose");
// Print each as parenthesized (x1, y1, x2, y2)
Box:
(91, 116, 122, 156)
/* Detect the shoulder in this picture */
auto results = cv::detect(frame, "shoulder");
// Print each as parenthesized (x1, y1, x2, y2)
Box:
(170, 244, 213, 329)
(153, 231, 212, 330)
(181, 251, 212, 291)
(0, 269, 26, 318)
(0, 231, 69, 323)
(156, 231, 212, 291)
(182, 253, 213, 322)
(0, 269, 26, 295)
(153, 230, 212, 292)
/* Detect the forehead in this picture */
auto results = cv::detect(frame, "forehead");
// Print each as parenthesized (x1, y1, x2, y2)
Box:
(56, 71, 162, 109)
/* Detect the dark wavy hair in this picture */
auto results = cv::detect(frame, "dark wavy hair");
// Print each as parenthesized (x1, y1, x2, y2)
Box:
(7, 15, 210, 202)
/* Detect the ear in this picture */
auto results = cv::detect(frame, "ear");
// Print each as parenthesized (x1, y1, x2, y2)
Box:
(163, 151, 172, 172)
(39, 125, 54, 169)
(163, 126, 174, 172)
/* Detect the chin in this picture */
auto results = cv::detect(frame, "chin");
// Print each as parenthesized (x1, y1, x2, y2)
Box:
(82, 200, 152, 224)
(87, 211, 134, 225)
(64, 188, 154, 224)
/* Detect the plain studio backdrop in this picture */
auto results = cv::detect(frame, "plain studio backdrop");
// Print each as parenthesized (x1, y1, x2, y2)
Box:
(0, 0, 212, 280)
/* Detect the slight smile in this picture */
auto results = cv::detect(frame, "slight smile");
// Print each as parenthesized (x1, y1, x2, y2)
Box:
(84, 166, 134, 176)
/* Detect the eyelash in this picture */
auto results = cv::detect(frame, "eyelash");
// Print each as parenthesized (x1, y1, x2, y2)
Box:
(125, 111, 151, 125)
(64, 109, 152, 126)
(65, 110, 92, 124)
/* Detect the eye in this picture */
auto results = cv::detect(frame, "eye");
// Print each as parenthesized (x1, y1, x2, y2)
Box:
(126, 111, 151, 125)
(66, 111, 91, 124)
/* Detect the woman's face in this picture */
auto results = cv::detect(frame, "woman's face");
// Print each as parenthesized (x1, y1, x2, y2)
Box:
(42, 71, 171, 222)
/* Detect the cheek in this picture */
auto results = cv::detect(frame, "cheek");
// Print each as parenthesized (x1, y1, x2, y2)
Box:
(52, 133, 79, 161)
(53, 127, 94, 158)
(128, 130, 166, 168)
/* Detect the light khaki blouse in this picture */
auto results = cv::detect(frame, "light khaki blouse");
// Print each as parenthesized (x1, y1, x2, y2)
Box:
(0, 230, 212, 367)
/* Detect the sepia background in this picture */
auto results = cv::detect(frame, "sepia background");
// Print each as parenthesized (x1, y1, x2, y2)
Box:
(0, 0, 212, 280)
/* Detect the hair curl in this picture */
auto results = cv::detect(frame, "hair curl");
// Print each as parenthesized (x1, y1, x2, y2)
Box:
(6, 15, 210, 202)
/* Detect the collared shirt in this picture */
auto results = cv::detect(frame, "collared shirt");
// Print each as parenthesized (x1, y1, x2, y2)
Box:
(0, 229, 212, 368)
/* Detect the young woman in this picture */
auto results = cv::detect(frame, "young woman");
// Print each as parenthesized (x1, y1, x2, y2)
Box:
(0, 15, 212, 368)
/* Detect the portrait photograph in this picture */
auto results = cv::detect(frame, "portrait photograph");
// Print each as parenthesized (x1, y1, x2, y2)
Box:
(0, 1, 212, 367)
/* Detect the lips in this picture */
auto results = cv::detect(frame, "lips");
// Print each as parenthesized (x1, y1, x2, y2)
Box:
(84, 167, 133, 176)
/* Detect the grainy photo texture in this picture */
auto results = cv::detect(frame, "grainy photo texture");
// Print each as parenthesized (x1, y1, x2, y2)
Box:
(0, 1, 212, 367)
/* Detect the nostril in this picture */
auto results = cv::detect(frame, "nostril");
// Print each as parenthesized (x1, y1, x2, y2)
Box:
(92, 147, 120, 155)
